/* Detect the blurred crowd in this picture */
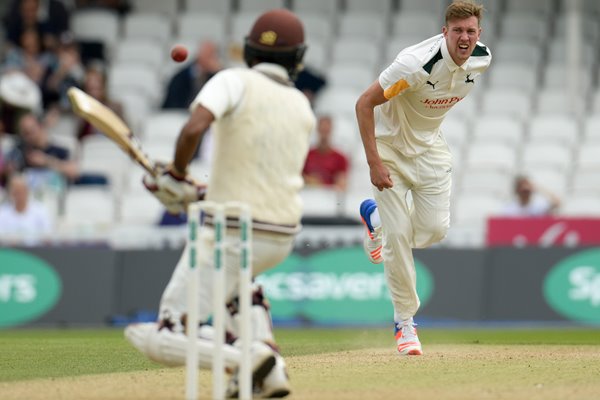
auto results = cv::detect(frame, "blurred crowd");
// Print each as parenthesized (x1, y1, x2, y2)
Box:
(0, 0, 352, 242)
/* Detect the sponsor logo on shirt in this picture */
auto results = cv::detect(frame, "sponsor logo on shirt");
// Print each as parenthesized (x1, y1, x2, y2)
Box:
(420, 96, 464, 109)
(426, 80, 439, 90)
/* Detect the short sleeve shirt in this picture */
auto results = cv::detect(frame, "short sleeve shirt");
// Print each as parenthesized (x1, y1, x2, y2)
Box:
(376, 34, 492, 156)
(501, 196, 552, 217)
(303, 148, 349, 186)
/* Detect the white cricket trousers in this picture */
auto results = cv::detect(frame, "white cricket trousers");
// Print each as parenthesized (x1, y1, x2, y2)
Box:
(159, 228, 295, 326)
(374, 134, 452, 322)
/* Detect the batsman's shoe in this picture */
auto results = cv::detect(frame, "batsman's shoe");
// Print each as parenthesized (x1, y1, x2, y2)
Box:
(395, 319, 423, 356)
(360, 198, 383, 264)
(225, 341, 277, 398)
(259, 354, 291, 398)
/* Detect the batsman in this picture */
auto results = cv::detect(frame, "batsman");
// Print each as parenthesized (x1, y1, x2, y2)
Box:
(125, 9, 315, 398)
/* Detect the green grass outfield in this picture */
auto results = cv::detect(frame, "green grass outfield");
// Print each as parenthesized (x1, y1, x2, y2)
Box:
(1, 327, 600, 399)
(2, 327, 599, 380)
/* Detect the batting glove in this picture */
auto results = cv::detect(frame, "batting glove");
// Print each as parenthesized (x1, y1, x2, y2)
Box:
(143, 167, 206, 214)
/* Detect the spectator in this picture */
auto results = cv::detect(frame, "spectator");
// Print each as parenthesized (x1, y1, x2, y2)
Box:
(501, 175, 561, 217)
(0, 70, 42, 135)
(43, 32, 85, 110)
(2, 27, 56, 89)
(4, 112, 78, 192)
(0, 173, 53, 246)
(76, 61, 123, 141)
(3, 0, 70, 53)
(302, 115, 349, 191)
(161, 40, 222, 109)
(295, 66, 326, 106)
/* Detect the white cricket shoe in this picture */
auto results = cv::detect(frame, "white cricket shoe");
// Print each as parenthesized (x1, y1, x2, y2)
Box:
(360, 199, 383, 264)
(259, 354, 291, 398)
(395, 319, 423, 356)
(225, 341, 277, 398)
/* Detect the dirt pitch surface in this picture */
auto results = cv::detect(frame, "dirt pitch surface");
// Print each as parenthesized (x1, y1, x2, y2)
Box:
(2, 343, 599, 400)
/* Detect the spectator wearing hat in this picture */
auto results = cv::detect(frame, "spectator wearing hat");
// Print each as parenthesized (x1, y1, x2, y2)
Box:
(0, 70, 42, 135)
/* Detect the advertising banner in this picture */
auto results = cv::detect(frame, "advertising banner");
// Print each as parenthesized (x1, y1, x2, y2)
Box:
(543, 248, 600, 324)
(487, 217, 600, 247)
(256, 246, 434, 325)
(0, 249, 62, 327)
(2, 246, 599, 327)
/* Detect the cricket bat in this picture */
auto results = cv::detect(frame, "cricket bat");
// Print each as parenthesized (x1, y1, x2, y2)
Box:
(67, 86, 158, 176)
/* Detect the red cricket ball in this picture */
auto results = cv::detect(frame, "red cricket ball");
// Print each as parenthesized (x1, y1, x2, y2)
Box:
(170, 45, 188, 63)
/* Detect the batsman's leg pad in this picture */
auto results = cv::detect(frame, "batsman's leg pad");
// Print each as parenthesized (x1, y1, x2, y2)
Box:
(124, 322, 239, 369)
(227, 284, 275, 344)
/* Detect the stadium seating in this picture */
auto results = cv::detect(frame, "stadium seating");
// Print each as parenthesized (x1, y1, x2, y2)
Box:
(527, 115, 579, 149)
(331, 37, 381, 70)
(471, 116, 524, 147)
(141, 111, 188, 143)
(119, 192, 164, 225)
(107, 63, 163, 107)
(440, 118, 470, 151)
(122, 13, 173, 44)
(486, 62, 539, 94)
(303, 41, 329, 72)
(505, 0, 555, 15)
(314, 87, 362, 119)
(113, 39, 164, 72)
(291, 0, 339, 18)
(338, 13, 388, 41)
(520, 143, 573, 173)
(61, 187, 117, 236)
(238, 0, 285, 13)
(176, 12, 227, 44)
(326, 63, 375, 91)
(27, 0, 600, 248)
(345, 0, 393, 15)
(583, 115, 600, 142)
(535, 88, 572, 115)
(130, 0, 179, 18)
(561, 195, 600, 216)
(392, 12, 442, 37)
(184, 0, 232, 16)
(71, 9, 120, 54)
(400, 0, 446, 14)
(499, 13, 549, 43)
(480, 89, 532, 120)
(492, 39, 542, 68)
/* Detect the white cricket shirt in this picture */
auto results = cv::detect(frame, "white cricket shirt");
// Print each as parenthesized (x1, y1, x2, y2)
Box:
(377, 33, 492, 156)
(190, 63, 315, 229)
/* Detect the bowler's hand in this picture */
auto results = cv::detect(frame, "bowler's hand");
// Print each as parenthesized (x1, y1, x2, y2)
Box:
(370, 162, 393, 191)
